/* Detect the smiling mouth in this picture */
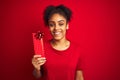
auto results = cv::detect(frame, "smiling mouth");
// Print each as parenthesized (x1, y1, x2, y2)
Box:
(53, 31, 61, 36)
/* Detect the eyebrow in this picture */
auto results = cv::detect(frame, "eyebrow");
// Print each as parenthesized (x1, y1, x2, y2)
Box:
(58, 20, 64, 22)
(49, 20, 65, 23)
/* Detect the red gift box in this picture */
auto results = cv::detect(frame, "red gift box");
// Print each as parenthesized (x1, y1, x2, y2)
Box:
(32, 33, 45, 57)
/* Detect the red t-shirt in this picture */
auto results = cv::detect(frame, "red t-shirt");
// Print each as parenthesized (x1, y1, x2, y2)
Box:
(41, 40, 83, 80)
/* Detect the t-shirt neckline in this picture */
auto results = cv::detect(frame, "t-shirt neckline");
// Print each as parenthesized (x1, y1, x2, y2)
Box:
(49, 40, 72, 53)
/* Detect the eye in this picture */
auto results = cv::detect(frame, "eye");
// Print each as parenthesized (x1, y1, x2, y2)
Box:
(59, 23, 64, 26)
(49, 23, 54, 27)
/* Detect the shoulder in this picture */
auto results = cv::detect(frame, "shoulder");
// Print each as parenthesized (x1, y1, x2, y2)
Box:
(70, 41, 82, 50)
(70, 41, 85, 56)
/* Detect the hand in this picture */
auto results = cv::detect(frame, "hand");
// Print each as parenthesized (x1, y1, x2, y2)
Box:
(32, 55, 46, 71)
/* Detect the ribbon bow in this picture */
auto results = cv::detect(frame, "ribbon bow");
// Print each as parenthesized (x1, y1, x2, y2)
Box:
(34, 31, 44, 40)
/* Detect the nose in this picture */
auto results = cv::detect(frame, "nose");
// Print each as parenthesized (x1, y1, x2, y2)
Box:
(54, 24, 59, 30)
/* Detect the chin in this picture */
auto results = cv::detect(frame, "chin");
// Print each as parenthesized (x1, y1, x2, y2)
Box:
(53, 37, 62, 41)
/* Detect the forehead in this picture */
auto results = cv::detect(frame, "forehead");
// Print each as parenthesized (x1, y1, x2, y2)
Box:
(49, 13, 66, 22)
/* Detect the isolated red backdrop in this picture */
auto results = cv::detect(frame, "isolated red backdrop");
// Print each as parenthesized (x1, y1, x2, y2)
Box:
(0, 0, 120, 80)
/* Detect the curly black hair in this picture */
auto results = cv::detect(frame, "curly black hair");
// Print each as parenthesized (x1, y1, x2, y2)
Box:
(43, 4, 72, 26)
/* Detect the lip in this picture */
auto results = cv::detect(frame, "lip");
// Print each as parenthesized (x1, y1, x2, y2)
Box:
(53, 31, 61, 36)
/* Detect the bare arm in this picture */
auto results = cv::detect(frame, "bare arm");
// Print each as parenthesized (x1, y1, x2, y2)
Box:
(33, 68, 42, 78)
(75, 70, 84, 80)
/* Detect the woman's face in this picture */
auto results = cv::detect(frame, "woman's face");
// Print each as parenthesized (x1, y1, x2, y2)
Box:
(48, 13, 68, 41)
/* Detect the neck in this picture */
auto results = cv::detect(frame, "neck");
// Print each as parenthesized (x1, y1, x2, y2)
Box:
(51, 38, 70, 50)
(52, 38, 67, 45)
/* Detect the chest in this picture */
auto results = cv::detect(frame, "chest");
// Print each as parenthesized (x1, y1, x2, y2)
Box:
(43, 49, 80, 72)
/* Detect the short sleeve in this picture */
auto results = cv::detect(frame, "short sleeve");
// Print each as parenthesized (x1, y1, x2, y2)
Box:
(76, 55, 83, 70)
(76, 48, 85, 70)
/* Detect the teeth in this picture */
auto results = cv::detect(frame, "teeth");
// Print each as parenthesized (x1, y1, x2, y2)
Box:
(55, 32, 60, 34)
(53, 32, 60, 35)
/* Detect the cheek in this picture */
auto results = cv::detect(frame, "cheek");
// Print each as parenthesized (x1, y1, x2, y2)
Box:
(49, 27, 53, 32)
(49, 28, 54, 35)
(62, 26, 67, 32)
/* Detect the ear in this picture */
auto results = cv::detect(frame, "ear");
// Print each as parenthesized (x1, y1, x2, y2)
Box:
(66, 24, 69, 30)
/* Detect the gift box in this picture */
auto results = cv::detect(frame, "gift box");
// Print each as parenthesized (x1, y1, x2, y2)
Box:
(32, 32, 45, 57)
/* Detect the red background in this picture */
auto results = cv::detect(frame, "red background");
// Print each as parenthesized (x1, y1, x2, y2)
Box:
(0, 0, 120, 80)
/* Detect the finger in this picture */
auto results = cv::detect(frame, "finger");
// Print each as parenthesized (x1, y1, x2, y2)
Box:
(39, 61, 46, 65)
(33, 55, 42, 61)
(37, 59, 46, 64)
(32, 57, 41, 64)
(37, 57, 46, 61)
(33, 55, 41, 58)
(41, 57, 46, 60)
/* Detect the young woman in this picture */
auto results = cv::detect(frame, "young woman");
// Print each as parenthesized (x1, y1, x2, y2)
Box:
(32, 5, 84, 80)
